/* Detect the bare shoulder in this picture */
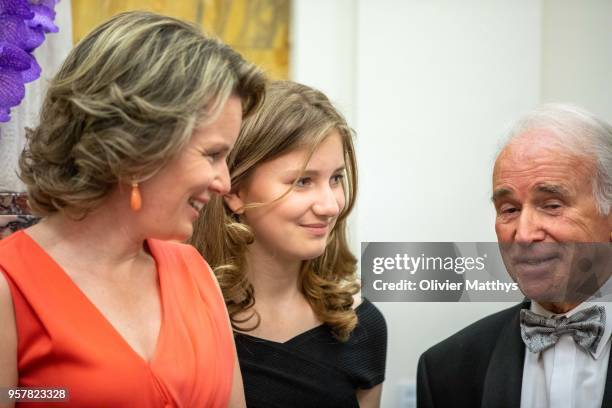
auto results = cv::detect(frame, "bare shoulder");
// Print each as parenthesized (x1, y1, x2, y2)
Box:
(206, 262, 224, 297)
(352, 291, 363, 309)
(0, 266, 18, 396)
(0, 267, 15, 319)
(352, 278, 363, 309)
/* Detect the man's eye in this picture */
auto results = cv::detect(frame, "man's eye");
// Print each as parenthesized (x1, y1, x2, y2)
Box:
(499, 205, 519, 215)
(543, 202, 562, 210)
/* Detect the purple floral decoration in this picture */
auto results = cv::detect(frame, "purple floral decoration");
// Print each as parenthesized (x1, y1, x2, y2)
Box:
(0, 0, 59, 122)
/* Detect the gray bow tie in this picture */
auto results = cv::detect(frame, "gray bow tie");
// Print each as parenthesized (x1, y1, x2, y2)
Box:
(520, 305, 606, 355)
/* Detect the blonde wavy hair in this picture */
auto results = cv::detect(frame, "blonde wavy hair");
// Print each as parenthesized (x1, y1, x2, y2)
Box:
(19, 11, 265, 218)
(190, 80, 360, 341)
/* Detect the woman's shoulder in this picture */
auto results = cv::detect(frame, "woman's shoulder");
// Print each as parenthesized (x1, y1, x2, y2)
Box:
(0, 263, 18, 392)
(148, 238, 201, 257)
(0, 231, 43, 279)
(149, 240, 226, 308)
(148, 239, 216, 289)
(147, 239, 212, 272)
(0, 230, 28, 255)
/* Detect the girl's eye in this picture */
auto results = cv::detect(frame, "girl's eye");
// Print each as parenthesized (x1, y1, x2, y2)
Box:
(295, 177, 312, 187)
(331, 174, 344, 184)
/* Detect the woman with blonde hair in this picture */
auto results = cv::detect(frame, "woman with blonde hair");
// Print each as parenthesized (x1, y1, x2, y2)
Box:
(0, 11, 264, 407)
(191, 80, 387, 407)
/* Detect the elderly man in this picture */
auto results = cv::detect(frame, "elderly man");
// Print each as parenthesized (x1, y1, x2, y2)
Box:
(417, 104, 612, 408)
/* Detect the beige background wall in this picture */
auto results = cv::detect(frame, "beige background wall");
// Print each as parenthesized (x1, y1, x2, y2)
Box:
(71, 0, 290, 79)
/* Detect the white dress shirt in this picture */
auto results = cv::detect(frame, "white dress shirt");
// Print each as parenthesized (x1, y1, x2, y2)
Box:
(520, 298, 612, 408)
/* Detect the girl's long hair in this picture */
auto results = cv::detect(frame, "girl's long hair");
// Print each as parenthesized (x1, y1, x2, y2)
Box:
(190, 80, 359, 341)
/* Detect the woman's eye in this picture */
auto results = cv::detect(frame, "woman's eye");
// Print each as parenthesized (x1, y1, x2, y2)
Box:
(204, 151, 221, 162)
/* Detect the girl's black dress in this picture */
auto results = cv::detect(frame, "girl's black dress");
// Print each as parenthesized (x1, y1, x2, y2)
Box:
(235, 299, 387, 408)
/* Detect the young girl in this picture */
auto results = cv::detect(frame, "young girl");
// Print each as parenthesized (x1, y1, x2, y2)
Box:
(191, 80, 387, 408)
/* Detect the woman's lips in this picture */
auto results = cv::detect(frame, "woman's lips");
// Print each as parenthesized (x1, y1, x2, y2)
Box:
(188, 197, 208, 218)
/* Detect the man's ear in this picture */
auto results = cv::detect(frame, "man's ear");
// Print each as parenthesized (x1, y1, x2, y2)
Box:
(224, 191, 245, 215)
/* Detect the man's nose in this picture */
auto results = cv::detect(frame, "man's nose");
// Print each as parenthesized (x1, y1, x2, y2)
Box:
(312, 186, 342, 217)
(208, 163, 231, 196)
(514, 207, 546, 243)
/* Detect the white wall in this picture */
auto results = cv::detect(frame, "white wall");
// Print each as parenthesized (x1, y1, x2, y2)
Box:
(541, 0, 612, 120)
(354, 0, 541, 243)
(291, 0, 357, 124)
(290, 0, 361, 250)
(354, 1, 540, 406)
(291, 1, 612, 407)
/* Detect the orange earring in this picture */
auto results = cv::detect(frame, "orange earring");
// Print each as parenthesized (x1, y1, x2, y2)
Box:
(130, 183, 142, 211)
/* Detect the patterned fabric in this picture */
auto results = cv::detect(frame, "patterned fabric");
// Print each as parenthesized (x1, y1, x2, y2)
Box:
(0, 192, 30, 214)
(0, 192, 38, 238)
(520, 305, 606, 355)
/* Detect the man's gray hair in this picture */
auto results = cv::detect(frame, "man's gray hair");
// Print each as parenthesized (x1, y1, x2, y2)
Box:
(504, 103, 612, 216)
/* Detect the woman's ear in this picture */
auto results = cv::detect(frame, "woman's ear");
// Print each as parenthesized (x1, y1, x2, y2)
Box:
(224, 192, 245, 214)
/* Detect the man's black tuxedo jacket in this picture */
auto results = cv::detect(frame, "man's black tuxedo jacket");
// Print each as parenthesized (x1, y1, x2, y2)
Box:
(417, 301, 612, 408)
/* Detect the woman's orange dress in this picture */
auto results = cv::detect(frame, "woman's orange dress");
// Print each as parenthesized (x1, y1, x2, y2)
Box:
(0, 230, 234, 408)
